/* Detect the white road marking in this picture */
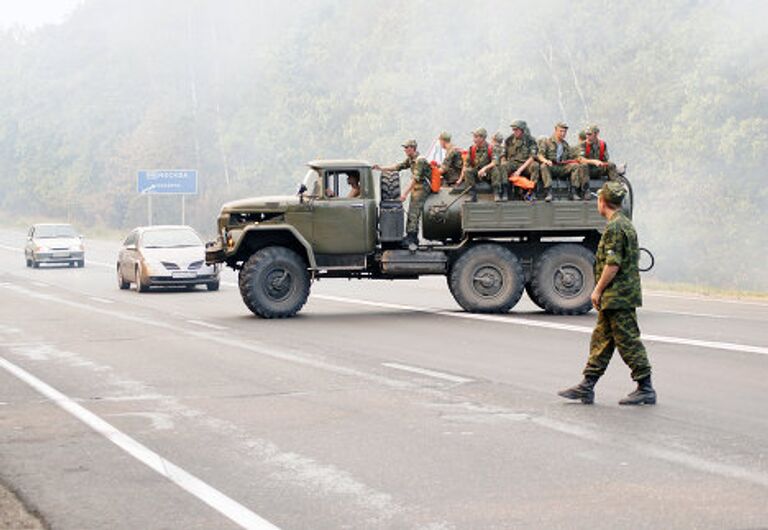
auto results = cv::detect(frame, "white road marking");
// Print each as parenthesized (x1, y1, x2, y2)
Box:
(31, 281, 48, 288)
(187, 319, 228, 331)
(314, 295, 768, 356)
(644, 309, 729, 319)
(382, 362, 473, 384)
(645, 291, 768, 307)
(89, 296, 115, 304)
(0, 356, 280, 530)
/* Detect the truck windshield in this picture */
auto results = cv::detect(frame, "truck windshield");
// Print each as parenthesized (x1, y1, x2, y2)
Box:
(302, 169, 321, 197)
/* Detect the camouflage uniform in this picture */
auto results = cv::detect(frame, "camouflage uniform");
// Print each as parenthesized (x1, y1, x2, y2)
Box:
(581, 139, 619, 181)
(441, 147, 464, 186)
(538, 135, 587, 189)
(393, 154, 432, 234)
(501, 134, 541, 187)
(583, 210, 652, 381)
(463, 141, 495, 188)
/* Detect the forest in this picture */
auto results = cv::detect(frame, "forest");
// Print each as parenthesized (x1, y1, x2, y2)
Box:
(0, 0, 765, 290)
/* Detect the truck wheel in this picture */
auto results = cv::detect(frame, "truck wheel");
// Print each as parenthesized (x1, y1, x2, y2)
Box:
(524, 283, 547, 311)
(530, 244, 594, 315)
(380, 172, 401, 201)
(449, 244, 524, 313)
(239, 247, 310, 318)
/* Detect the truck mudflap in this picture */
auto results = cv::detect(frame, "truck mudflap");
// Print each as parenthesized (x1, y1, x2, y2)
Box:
(205, 237, 226, 265)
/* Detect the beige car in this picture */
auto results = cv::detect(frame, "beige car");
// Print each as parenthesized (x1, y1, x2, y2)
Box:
(117, 225, 220, 292)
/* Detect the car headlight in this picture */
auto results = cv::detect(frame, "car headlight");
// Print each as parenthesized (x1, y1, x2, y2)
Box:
(35, 246, 49, 253)
(70, 245, 84, 252)
(142, 259, 165, 275)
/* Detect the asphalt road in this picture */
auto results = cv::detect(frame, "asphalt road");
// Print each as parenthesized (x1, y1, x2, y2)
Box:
(1, 227, 767, 530)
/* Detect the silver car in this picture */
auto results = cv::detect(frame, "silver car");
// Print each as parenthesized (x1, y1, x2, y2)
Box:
(25, 223, 85, 268)
(117, 225, 220, 292)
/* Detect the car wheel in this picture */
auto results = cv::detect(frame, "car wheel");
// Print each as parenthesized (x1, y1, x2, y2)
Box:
(206, 280, 220, 292)
(78, 260, 85, 268)
(117, 266, 130, 290)
(32, 259, 39, 269)
(25, 257, 31, 268)
(69, 261, 75, 268)
(135, 266, 149, 293)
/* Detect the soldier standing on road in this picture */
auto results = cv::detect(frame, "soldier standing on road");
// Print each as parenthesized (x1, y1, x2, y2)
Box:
(537, 122, 588, 201)
(373, 139, 431, 248)
(579, 125, 619, 182)
(437, 132, 463, 187)
(502, 120, 543, 201)
(558, 182, 656, 406)
(456, 128, 494, 202)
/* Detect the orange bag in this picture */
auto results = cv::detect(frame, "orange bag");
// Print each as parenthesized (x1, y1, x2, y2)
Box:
(429, 161, 441, 192)
(509, 174, 536, 191)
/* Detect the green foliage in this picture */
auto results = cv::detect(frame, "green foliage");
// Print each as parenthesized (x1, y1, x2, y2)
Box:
(0, 0, 765, 289)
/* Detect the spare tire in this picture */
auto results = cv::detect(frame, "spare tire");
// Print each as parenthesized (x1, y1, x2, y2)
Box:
(380, 171, 401, 202)
(448, 244, 524, 313)
(530, 244, 594, 315)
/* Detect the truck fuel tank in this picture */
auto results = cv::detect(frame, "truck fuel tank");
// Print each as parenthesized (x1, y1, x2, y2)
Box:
(380, 249, 448, 275)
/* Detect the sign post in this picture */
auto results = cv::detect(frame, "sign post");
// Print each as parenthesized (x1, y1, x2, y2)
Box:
(137, 170, 198, 226)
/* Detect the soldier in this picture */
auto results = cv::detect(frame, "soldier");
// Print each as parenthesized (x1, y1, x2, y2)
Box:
(502, 120, 544, 201)
(373, 139, 432, 248)
(346, 173, 361, 198)
(491, 132, 507, 202)
(558, 181, 656, 406)
(537, 122, 588, 201)
(456, 128, 494, 202)
(579, 125, 619, 182)
(437, 131, 463, 187)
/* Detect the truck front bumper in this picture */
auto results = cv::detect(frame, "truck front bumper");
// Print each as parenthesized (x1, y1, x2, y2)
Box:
(205, 238, 226, 265)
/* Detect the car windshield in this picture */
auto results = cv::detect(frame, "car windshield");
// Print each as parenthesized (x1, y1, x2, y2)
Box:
(35, 225, 77, 238)
(140, 229, 202, 248)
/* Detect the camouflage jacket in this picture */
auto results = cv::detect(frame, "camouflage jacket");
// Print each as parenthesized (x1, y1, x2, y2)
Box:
(441, 147, 464, 185)
(596, 211, 642, 309)
(580, 139, 611, 162)
(394, 154, 431, 191)
(502, 134, 538, 165)
(538, 136, 574, 164)
(463, 141, 493, 169)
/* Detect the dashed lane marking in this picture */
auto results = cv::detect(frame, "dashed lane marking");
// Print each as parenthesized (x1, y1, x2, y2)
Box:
(313, 295, 768, 357)
(0, 356, 281, 530)
(187, 319, 228, 331)
(89, 297, 115, 304)
(382, 362, 474, 384)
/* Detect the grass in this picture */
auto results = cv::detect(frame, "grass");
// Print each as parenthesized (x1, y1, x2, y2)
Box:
(644, 279, 768, 301)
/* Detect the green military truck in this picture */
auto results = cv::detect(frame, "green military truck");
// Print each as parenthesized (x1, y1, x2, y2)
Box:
(205, 159, 635, 318)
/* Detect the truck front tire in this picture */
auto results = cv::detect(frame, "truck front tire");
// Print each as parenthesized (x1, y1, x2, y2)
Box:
(449, 244, 524, 313)
(239, 247, 310, 318)
(530, 244, 594, 315)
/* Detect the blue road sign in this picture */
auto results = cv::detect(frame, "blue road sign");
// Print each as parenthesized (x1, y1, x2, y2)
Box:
(137, 170, 198, 195)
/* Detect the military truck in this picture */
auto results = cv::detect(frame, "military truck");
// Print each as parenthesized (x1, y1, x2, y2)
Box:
(205, 159, 634, 318)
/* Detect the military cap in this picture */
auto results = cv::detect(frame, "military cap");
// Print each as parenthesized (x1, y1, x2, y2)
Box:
(597, 181, 626, 205)
(578, 130, 587, 140)
(401, 139, 418, 148)
(471, 127, 488, 138)
(493, 131, 504, 143)
(587, 124, 600, 134)
(438, 131, 451, 142)
(555, 121, 569, 129)
(510, 119, 527, 130)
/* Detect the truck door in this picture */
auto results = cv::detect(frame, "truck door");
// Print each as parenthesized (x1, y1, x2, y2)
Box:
(312, 169, 375, 255)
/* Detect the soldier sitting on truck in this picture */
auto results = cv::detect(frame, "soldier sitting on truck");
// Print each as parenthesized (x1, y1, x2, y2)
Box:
(579, 125, 619, 182)
(502, 120, 543, 201)
(537, 122, 589, 201)
(373, 139, 432, 248)
(456, 128, 496, 202)
(437, 131, 463, 187)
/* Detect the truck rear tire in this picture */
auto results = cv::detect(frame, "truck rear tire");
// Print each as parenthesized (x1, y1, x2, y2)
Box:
(449, 244, 524, 313)
(380, 172, 401, 202)
(239, 246, 310, 318)
(530, 244, 594, 315)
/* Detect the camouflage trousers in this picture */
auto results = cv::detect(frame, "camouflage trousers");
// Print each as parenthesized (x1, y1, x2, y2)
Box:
(583, 308, 652, 381)
(540, 163, 588, 188)
(406, 188, 428, 233)
(500, 161, 541, 182)
(586, 162, 618, 181)
(464, 167, 502, 189)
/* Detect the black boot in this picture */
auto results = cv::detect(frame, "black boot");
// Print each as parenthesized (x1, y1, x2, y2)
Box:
(558, 375, 599, 404)
(543, 187, 553, 202)
(569, 187, 579, 201)
(581, 184, 591, 201)
(401, 231, 417, 249)
(619, 376, 657, 405)
(494, 186, 503, 202)
(502, 184, 510, 202)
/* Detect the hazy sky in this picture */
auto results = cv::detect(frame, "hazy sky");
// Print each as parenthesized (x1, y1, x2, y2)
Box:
(0, 0, 82, 29)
